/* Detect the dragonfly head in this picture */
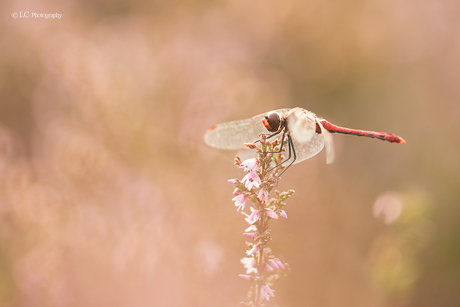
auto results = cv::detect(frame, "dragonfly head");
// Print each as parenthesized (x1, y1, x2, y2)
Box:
(262, 111, 282, 132)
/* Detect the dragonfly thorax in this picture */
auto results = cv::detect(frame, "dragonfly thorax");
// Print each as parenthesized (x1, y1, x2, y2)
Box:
(262, 111, 285, 133)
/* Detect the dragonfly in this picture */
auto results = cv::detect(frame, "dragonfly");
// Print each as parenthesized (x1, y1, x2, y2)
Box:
(204, 107, 405, 168)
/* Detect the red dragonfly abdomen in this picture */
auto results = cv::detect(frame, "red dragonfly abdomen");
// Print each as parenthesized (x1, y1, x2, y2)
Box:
(318, 120, 406, 144)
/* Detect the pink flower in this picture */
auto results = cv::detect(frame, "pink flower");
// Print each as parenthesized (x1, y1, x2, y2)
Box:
(242, 171, 261, 190)
(265, 209, 279, 219)
(246, 245, 260, 256)
(257, 188, 268, 204)
(260, 284, 275, 301)
(268, 259, 279, 270)
(243, 232, 258, 239)
(238, 274, 253, 282)
(233, 188, 241, 196)
(265, 264, 275, 272)
(239, 158, 258, 172)
(279, 210, 288, 219)
(228, 179, 238, 184)
(232, 194, 248, 212)
(245, 208, 262, 224)
(241, 257, 257, 274)
(244, 225, 257, 232)
(276, 260, 285, 270)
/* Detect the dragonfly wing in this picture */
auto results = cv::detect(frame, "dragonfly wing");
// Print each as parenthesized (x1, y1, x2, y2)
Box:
(204, 108, 290, 149)
(238, 133, 325, 164)
(291, 134, 325, 164)
(316, 118, 335, 164)
(287, 108, 325, 164)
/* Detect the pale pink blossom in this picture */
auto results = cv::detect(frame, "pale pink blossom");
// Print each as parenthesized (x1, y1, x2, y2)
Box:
(265, 264, 275, 272)
(244, 225, 257, 232)
(246, 245, 260, 256)
(257, 188, 268, 204)
(245, 208, 262, 224)
(279, 210, 288, 219)
(242, 171, 261, 190)
(238, 274, 253, 282)
(276, 260, 285, 270)
(243, 232, 258, 239)
(228, 179, 238, 184)
(260, 284, 275, 301)
(268, 259, 279, 270)
(241, 257, 257, 274)
(233, 188, 241, 196)
(239, 158, 258, 172)
(232, 194, 248, 212)
(265, 209, 279, 219)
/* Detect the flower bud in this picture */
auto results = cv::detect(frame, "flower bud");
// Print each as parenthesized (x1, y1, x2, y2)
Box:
(244, 143, 257, 149)
(243, 233, 258, 239)
(238, 274, 253, 282)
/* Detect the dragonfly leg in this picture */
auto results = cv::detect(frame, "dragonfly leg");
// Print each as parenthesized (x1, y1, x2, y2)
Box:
(277, 135, 296, 177)
(266, 130, 282, 140)
(265, 131, 290, 172)
(253, 130, 282, 145)
(263, 130, 287, 154)
(276, 134, 292, 166)
(259, 130, 297, 176)
(267, 134, 297, 175)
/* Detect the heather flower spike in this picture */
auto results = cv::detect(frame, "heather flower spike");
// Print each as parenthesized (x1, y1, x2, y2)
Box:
(242, 171, 261, 190)
(233, 194, 248, 212)
(260, 284, 275, 301)
(240, 158, 258, 172)
(228, 134, 293, 306)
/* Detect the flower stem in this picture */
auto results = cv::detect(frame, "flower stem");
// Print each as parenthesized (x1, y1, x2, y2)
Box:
(230, 135, 292, 306)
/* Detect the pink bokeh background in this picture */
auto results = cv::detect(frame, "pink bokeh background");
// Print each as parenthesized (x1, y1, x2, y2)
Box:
(1, 0, 459, 306)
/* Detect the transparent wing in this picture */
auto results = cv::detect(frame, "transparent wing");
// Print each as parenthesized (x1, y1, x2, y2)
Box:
(291, 134, 325, 164)
(287, 108, 326, 164)
(236, 128, 326, 164)
(316, 118, 335, 164)
(204, 108, 290, 149)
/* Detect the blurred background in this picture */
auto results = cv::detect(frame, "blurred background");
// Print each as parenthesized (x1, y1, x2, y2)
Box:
(1, 0, 459, 306)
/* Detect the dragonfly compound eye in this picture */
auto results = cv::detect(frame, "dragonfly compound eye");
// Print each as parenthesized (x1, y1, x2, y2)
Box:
(262, 111, 281, 132)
